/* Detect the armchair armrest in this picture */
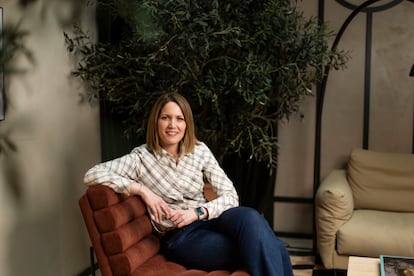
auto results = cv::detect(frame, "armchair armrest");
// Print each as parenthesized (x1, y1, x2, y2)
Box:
(315, 169, 354, 268)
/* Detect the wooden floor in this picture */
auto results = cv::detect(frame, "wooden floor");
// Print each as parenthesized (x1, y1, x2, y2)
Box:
(290, 255, 347, 276)
(293, 268, 313, 276)
(291, 255, 314, 276)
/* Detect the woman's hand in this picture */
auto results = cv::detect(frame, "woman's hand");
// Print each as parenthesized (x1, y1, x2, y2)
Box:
(168, 209, 198, 228)
(131, 182, 171, 223)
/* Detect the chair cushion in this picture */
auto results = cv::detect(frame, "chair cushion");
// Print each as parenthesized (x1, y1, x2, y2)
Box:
(337, 209, 414, 257)
(94, 197, 146, 232)
(101, 216, 153, 255)
(347, 148, 414, 211)
(85, 185, 161, 275)
(130, 254, 187, 276)
(87, 184, 129, 209)
(108, 236, 162, 275)
(82, 185, 250, 275)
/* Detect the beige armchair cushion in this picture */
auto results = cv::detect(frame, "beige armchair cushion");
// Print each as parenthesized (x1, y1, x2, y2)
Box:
(337, 210, 414, 257)
(348, 148, 414, 212)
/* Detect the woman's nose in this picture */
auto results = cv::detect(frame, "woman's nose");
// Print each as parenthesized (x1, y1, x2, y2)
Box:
(168, 119, 175, 127)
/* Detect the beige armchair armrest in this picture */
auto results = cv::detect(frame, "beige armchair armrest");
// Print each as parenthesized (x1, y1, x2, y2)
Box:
(315, 169, 354, 268)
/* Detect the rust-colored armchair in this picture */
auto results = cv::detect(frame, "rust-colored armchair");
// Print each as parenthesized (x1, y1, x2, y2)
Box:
(79, 184, 249, 276)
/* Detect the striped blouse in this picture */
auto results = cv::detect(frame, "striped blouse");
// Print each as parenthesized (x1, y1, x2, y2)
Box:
(84, 142, 239, 219)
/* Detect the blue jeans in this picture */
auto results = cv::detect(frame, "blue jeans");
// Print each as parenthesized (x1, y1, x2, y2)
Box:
(160, 206, 293, 276)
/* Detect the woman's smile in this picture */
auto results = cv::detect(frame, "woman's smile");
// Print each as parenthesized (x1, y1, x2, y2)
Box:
(158, 101, 186, 155)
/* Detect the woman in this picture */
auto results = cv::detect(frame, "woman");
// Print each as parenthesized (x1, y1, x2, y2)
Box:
(84, 92, 293, 276)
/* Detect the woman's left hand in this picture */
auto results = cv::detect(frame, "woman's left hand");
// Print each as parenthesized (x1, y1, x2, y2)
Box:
(168, 209, 198, 228)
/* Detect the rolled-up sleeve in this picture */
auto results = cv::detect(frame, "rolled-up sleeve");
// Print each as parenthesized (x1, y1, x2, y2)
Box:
(83, 152, 140, 195)
(200, 144, 239, 219)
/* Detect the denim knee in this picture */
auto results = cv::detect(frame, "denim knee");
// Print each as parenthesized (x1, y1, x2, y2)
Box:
(227, 206, 266, 224)
(218, 206, 272, 236)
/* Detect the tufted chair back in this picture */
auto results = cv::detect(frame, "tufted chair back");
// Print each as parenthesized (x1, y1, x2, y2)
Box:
(79, 184, 249, 276)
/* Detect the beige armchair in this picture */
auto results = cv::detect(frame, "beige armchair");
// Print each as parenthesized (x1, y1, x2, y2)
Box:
(315, 148, 414, 269)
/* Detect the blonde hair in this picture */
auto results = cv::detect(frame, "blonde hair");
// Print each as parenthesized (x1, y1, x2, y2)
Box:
(146, 93, 197, 154)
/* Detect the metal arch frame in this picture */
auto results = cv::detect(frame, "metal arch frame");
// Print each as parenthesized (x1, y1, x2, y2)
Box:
(336, 0, 404, 12)
(313, 0, 410, 256)
(314, 0, 409, 197)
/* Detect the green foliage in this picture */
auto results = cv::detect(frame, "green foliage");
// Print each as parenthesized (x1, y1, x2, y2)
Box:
(66, 0, 348, 169)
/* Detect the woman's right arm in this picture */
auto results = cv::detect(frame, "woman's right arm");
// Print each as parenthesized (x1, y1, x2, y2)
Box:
(84, 152, 172, 222)
(83, 153, 140, 195)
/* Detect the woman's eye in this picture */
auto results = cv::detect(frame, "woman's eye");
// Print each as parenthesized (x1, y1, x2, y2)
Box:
(177, 117, 184, 121)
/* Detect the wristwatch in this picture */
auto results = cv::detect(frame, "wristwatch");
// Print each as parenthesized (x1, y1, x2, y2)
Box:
(195, 207, 205, 220)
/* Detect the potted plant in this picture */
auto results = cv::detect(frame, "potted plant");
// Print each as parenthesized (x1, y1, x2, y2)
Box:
(65, 0, 348, 217)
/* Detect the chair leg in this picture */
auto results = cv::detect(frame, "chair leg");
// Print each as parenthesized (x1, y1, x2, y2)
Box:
(90, 246, 95, 276)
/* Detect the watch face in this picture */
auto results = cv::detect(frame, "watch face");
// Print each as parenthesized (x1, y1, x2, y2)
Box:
(196, 207, 204, 216)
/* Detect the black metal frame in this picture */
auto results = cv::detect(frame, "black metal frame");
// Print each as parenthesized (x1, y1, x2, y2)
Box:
(89, 246, 96, 276)
(312, 0, 411, 257)
(76, 246, 98, 276)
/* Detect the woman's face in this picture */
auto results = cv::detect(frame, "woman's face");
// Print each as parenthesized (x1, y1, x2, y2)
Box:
(157, 101, 186, 153)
